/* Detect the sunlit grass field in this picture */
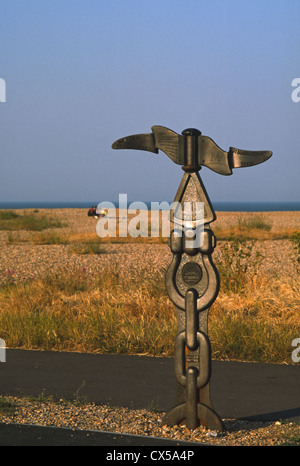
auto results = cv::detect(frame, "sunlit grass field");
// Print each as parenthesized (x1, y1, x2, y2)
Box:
(0, 209, 299, 363)
(0, 245, 299, 363)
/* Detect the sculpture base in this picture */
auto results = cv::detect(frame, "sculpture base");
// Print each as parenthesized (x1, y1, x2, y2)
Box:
(163, 401, 225, 432)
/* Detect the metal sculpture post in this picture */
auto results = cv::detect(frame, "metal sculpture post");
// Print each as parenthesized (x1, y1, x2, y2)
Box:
(112, 126, 272, 431)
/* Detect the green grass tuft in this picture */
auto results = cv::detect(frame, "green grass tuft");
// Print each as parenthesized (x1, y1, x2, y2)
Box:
(0, 210, 65, 231)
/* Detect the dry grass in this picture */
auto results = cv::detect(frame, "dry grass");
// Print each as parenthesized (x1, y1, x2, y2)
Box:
(214, 226, 298, 241)
(214, 212, 299, 240)
(0, 208, 299, 363)
(210, 275, 300, 362)
(0, 266, 177, 356)
(0, 210, 65, 231)
(7, 230, 168, 245)
(0, 262, 299, 363)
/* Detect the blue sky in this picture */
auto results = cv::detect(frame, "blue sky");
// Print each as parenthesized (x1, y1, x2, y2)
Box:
(0, 0, 299, 204)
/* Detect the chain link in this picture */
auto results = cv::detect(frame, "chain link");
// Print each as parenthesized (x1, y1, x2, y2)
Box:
(173, 290, 211, 429)
(164, 227, 224, 430)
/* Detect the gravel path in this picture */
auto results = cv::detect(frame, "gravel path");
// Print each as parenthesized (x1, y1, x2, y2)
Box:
(0, 396, 298, 446)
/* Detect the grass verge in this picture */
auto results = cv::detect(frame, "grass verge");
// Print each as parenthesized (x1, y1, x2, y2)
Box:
(0, 267, 176, 356)
(0, 263, 298, 363)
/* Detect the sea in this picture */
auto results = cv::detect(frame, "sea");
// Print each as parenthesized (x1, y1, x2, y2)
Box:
(0, 201, 300, 212)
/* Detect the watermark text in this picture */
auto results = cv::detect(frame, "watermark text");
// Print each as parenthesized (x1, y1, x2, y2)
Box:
(0, 78, 6, 102)
(0, 339, 6, 362)
(292, 338, 300, 363)
(291, 78, 300, 103)
(96, 194, 204, 248)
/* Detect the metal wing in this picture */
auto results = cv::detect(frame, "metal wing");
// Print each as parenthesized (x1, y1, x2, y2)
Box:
(112, 126, 272, 175)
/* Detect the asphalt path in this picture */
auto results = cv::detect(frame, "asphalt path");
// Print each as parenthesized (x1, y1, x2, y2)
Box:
(0, 349, 299, 446)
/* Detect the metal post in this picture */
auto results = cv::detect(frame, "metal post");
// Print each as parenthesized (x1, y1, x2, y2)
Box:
(112, 125, 272, 431)
(163, 129, 223, 430)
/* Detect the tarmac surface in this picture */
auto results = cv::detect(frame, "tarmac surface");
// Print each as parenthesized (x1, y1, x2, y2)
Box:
(0, 349, 299, 446)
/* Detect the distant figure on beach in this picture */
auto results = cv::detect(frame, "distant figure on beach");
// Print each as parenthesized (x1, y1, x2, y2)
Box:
(88, 206, 97, 217)
(87, 206, 107, 218)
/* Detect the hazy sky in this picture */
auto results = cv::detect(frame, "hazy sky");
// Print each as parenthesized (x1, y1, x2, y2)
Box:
(0, 0, 299, 204)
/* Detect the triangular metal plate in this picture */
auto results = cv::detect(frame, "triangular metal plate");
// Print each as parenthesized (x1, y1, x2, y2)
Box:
(170, 172, 216, 226)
